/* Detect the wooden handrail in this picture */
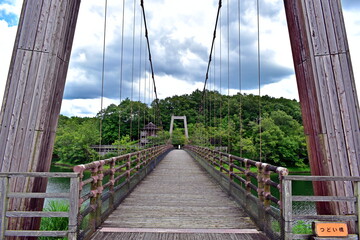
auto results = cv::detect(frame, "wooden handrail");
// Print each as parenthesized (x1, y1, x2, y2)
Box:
(184, 145, 288, 239)
(73, 144, 173, 240)
(184, 145, 288, 207)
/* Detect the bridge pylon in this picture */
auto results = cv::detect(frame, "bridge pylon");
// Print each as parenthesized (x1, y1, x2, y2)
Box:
(169, 115, 189, 139)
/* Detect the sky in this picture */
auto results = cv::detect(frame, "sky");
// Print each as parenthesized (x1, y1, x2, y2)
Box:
(0, 0, 359, 117)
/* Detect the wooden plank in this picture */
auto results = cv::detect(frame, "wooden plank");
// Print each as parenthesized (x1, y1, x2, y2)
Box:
(18, 0, 41, 50)
(304, 0, 328, 55)
(99, 228, 260, 234)
(6, 211, 69, 218)
(100, 150, 260, 230)
(5, 230, 68, 237)
(320, 1, 338, 55)
(91, 232, 269, 240)
(0, 172, 78, 178)
(328, 1, 348, 53)
(315, 55, 347, 215)
(7, 192, 70, 199)
(1, 50, 32, 172)
(292, 196, 356, 202)
(293, 215, 357, 221)
(0, 36, 25, 170)
(283, 176, 360, 181)
(335, 53, 360, 177)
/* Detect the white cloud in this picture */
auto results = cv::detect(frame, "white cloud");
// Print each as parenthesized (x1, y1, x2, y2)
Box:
(0, 1, 359, 117)
(237, 74, 299, 100)
(60, 97, 118, 117)
(155, 74, 204, 99)
(0, 0, 22, 15)
(344, 9, 360, 88)
(0, 20, 17, 105)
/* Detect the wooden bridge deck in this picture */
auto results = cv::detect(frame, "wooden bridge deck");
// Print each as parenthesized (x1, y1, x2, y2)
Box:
(91, 150, 269, 240)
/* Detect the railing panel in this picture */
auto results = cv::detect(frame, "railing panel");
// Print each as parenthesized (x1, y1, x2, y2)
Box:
(185, 145, 288, 240)
(0, 173, 79, 239)
(74, 144, 173, 240)
(187, 146, 360, 239)
(282, 176, 360, 240)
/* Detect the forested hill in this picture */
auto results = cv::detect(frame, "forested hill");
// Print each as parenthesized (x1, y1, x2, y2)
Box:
(54, 90, 308, 167)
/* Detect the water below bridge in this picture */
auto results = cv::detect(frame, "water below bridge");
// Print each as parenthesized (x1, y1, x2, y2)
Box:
(90, 149, 269, 239)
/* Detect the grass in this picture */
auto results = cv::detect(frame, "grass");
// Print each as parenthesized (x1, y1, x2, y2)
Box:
(39, 200, 69, 240)
(293, 221, 313, 234)
(287, 166, 311, 173)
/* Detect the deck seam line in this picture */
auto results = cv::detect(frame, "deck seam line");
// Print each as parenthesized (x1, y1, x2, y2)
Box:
(98, 227, 260, 234)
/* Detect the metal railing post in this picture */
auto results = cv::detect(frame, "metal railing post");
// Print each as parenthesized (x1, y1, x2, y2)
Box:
(260, 164, 271, 209)
(245, 160, 251, 194)
(220, 153, 224, 173)
(355, 181, 360, 235)
(89, 163, 100, 233)
(68, 176, 80, 240)
(281, 178, 292, 240)
(109, 157, 116, 212)
(262, 164, 271, 234)
(229, 155, 234, 181)
(73, 164, 85, 236)
(0, 176, 9, 239)
(256, 163, 265, 230)
(96, 161, 104, 227)
(127, 154, 131, 182)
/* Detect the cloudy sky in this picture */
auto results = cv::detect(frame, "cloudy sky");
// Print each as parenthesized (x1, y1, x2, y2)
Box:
(0, 0, 359, 117)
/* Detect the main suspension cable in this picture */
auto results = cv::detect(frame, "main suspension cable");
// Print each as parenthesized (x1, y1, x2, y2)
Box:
(130, 0, 137, 141)
(140, 0, 162, 127)
(227, 0, 230, 153)
(118, 0, 126, 151)
(99, 0, 108, 159)
(257, 0, 262, 162)
(238, 0, 243, 157)
(219, 9, 223, 149)
(202, 0, 222, 98)
(138, 9, 143, 146)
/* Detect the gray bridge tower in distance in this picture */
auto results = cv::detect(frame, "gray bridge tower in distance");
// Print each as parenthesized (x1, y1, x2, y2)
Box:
(169, 115, 189, 139)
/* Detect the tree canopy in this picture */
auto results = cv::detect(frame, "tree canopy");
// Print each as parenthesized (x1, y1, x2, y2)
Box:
(53, 90, 308, 167)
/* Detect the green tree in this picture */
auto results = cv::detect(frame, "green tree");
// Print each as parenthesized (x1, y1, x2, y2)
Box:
(54, 116, 99, 164)
(243, 111, 308, 167)
(98, 99, 154, 144)
(171, 128, 188, 146)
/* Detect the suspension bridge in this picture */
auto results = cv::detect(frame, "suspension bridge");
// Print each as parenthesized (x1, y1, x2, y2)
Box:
(1, 0, 360, 239)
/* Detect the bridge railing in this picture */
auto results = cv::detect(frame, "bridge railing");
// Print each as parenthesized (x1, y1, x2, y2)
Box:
(185, 145, 289, 240)
(282, 175, 360, 240)
(73, 144, 173, 240)
(0, 172, 79, 240)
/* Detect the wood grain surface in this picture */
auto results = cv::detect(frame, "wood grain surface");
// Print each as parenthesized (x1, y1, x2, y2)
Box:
(91, 150, 268, 239)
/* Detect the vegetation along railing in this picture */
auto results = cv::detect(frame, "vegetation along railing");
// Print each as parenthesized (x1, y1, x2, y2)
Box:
(282, 175, 360, 240)
(73, 144, 173, 240)
(185, 145, 289, 240)
(0, 172, 79, 239)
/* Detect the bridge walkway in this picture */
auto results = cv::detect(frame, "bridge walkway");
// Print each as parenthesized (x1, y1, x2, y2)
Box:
(91, 150, 269, 239)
